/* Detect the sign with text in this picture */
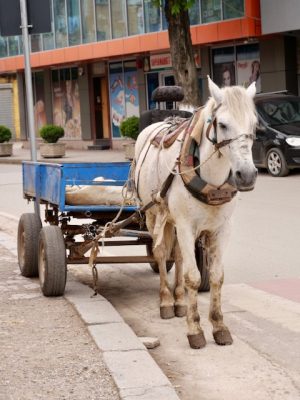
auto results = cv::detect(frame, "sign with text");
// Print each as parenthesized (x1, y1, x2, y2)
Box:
(150, 52, 201, 70)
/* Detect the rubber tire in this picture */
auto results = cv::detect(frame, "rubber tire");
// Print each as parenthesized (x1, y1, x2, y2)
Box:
(195, 239, 210, 292)
(38, 226, 66, 297)
(266, 148, 289, 177)
(17, 213, 42, 277)
(146, 243, 174, 273)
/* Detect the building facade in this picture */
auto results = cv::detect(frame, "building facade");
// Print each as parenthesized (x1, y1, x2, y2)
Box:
(0, 0, 298, 148)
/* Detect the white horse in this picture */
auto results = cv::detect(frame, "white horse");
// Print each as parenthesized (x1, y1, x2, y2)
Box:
(134, 77, 258, 349)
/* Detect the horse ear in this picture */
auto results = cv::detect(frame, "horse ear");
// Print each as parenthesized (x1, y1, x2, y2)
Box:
(246, 81, 256, 98)
(207, 75, 223, 104)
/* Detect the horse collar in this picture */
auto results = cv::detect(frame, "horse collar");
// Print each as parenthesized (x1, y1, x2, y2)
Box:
(179, 108, 238, 206)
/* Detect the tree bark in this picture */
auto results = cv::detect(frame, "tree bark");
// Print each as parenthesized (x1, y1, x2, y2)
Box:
(164, 0, 201, 108)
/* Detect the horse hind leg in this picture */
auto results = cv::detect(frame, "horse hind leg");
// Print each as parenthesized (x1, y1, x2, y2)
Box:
(207, 232, 233, 346)
(147, 213, 175, 319)
(173, 238, 187, 318)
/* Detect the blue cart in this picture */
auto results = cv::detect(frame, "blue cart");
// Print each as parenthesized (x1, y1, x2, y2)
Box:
(17, 161, 208, 296)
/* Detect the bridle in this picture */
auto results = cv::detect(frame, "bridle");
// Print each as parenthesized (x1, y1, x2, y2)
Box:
(205, 103, 256, 151)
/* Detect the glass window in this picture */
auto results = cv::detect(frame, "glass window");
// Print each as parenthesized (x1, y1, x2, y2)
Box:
(81, 0, 96, 43)
(43, 32, 55, 50)
(127, 0, 144, 35)
(222, 0, 244, 19)
(189, 0, 200, 25)
(52, 67, 81, 139)
(95, 0, 110, 41)
(67, 0, 81, 46)
(236, 44, 260, 92)
(0, 36, 8, 58)
(54, 0, 68, 48)
(111, 0, 127, 38)
(201, 0, 221, 23)
(33, 71, 47, 133)
(8, 37, 19, 56)
(31, 34, 42, 53)
(144, 0, 160, 32)
(146, 72, 159, 110)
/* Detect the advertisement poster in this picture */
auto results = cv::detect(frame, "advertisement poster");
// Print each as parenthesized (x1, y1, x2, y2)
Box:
(109, 72, 125, 138)
(213, 62, 236, 87)
(124, 70, 139, 117)
(33, 72, 47, 134)
(52, 79, 81, 139)
(237, 59, 261, 92)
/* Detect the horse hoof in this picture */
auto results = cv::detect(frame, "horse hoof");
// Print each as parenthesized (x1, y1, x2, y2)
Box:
(213, 329, 233, 346)
(175, 305, 187, 317)
(187, 332, 206, 349)
(160, 306, 175, 319)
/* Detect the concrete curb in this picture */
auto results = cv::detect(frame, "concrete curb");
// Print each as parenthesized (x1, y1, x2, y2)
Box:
(65, 281, 180, 400)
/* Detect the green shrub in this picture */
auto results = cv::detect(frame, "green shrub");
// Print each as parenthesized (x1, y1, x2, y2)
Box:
(0, 125, 12, 143)
(120, 116, 140, 141)
(39, 125, 64, 143)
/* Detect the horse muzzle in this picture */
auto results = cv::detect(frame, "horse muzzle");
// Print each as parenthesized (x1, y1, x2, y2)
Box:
(233, 166, 258, 191)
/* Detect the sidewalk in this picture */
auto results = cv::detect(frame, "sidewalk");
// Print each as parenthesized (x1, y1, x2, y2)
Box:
(0, 210, 180, 399)
(0, 142, 127, 165)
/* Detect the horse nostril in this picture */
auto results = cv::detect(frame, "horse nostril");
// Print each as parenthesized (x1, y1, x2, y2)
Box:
(236, 170, 242, 181)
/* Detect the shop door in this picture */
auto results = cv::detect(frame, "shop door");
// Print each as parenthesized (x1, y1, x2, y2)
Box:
(160, 72, 175, 109)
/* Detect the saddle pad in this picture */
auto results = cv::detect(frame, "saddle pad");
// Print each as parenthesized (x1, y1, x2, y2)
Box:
(151, 118, 190, 148)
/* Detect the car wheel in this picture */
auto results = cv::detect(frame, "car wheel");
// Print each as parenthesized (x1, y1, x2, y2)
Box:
(266, 148, 289, 177)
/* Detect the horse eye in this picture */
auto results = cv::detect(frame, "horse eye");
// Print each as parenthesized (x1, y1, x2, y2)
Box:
(218, 122, 227, 130)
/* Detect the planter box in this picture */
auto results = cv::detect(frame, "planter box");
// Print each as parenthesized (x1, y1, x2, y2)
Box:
(0, 143, 13, 157)
(123, 142, 135, 160)
(40, 143, 65, 158)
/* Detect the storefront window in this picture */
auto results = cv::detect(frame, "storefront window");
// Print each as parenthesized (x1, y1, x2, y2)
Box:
(8, 37, 19, 56)
(222, 0, 244, 19)
(54, 0, 68, 48)
(109, 62, 125, 138)
(111, 0, 126, 39)
(212, 46, 235, 87)
(144, 0, 161, 32)
(109, 61, 139, 138)
(0, 36, 8, 58)
(127, 0, 144, 35)
(95, 0, 110, 41)
(189, 0, 200, 25)
(31, 35, 42, 53)
(52, 67, 81, 139)
(81, 0, 96, 43)
(32, 71, 47, 134)
(201, 0, 221, 23)
(146, 72, 159, 110)
(67, 0, 81, 46)
(236, 44, 260, 92)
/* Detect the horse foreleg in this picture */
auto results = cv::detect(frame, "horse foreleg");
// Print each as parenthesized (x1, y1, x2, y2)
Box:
(176, 226, 206, 349)
(173, 239, 187, 317)
(207, 230, 233, 346)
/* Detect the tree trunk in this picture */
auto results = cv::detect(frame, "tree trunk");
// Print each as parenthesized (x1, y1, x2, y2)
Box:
(164, 0, 201, 108)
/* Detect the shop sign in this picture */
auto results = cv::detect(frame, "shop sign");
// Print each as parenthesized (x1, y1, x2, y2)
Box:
(149, 51, 201, 70)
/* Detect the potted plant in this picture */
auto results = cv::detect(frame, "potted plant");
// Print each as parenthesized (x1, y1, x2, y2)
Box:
(120, 116, 139, 160)
(39, 124, 65, 158)
(0, 125, 13, 156)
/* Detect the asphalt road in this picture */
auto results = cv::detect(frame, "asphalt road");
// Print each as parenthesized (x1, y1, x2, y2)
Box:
(1, 164, 300, 400)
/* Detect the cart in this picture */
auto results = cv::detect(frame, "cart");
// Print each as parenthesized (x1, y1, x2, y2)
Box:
(17, 161, 209, 297)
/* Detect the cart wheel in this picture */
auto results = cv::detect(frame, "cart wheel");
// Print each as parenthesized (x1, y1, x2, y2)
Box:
(38, 226, 66, 297)
(146, 243, 174, 273)
(195, 239, 210, 292)
(17, 213, 42, 277)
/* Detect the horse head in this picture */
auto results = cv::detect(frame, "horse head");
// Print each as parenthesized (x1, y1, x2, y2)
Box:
(206, 76, 258, 191)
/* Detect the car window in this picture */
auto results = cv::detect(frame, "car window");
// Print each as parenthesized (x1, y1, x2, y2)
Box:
(257, 98, 300, 126)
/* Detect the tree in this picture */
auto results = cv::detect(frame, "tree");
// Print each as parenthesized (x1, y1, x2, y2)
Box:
(154, 0, 201, 108)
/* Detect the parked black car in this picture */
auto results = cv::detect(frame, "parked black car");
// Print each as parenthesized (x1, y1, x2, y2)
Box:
(253, 93, 300, 176)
